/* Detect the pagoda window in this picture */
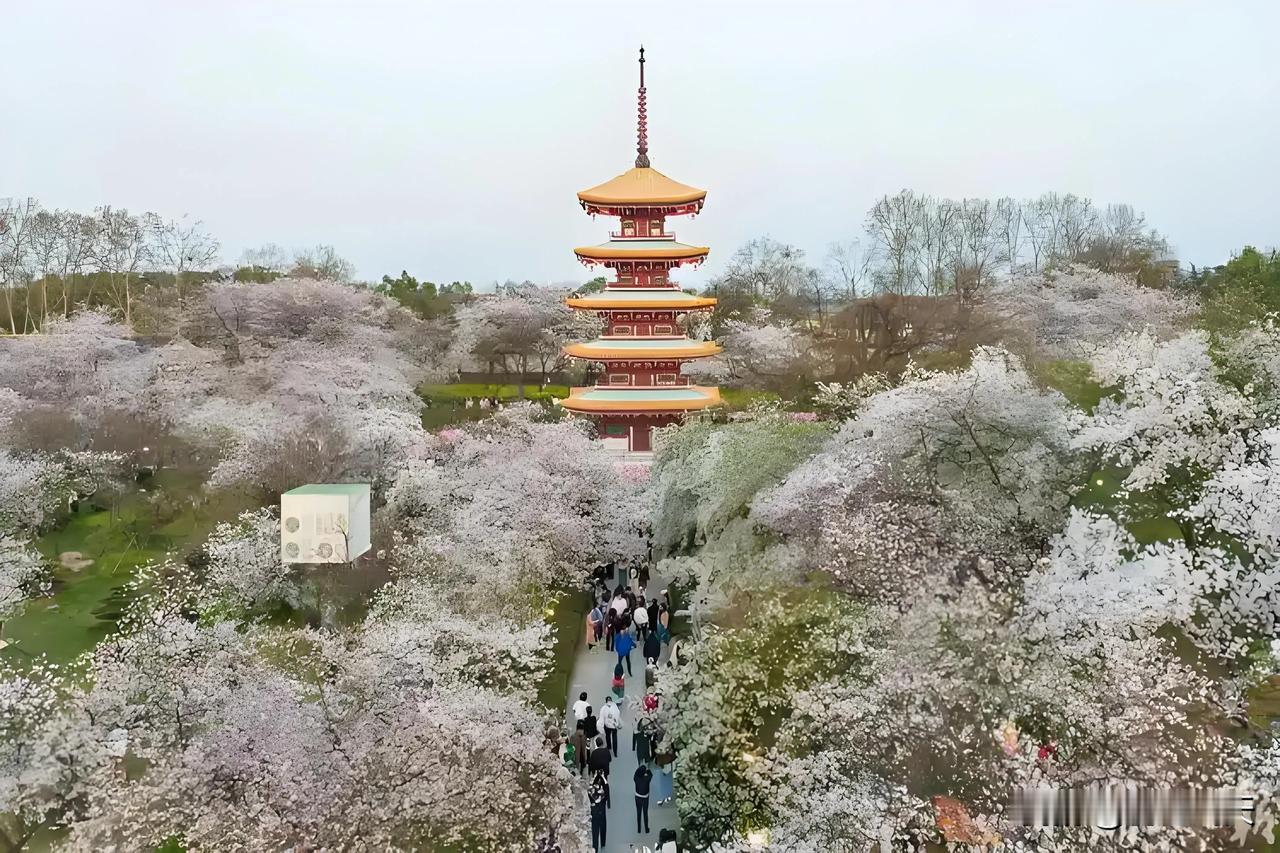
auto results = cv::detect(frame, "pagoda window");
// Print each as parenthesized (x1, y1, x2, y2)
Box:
(655, 373, 678, 385)
(605, 424, 627, 437)
(611, 325, 633, 336)
(621, 219, 636, 237)
(607, 373, 631, 385)
(652, 273, 667, 286)
(652, 324, 673, 335)
(618, 273, 634, 285)
(649, 219, 662, 235)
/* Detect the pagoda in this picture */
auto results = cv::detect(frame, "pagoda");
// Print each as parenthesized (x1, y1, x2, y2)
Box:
(560, 47, 722, 453)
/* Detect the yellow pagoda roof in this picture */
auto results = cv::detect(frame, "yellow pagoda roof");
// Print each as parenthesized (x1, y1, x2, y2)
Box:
(563, 338, 722, 361)
(560, 385, 722, 414)
(577, 167, 707, 207)
(566, 289, 717, 310)
(574, 240, 709, 263)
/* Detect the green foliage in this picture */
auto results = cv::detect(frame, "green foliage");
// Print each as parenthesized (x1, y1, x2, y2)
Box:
(231, 265, 281, 284)
(666, 584, 869, 847)
(651, 415, 830, 555)
(374, 270, 463, 320)
(1197, 247, 1280, 332)
(1034, 359, 1109, 412)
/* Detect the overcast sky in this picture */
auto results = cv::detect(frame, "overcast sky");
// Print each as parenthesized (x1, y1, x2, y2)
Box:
(4, 1, 1277, 288)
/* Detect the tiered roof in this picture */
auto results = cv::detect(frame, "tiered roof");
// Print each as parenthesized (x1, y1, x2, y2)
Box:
(574, 238, 709, 265)
(577, 167, 707, 208)
(565, 288, 716, 310)
(563, 337, 722, 360)
(561, 385, 722, 414)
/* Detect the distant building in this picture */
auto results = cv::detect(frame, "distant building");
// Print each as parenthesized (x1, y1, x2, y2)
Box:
(280, 483, 371, 564)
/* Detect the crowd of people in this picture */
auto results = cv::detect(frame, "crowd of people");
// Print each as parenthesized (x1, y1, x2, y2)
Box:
(556, 576, 680, 853)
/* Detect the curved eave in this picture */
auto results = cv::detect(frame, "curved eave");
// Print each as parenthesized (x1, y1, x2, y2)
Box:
(576, 167, 707, 207)
(574, 245, 710, 262)
(560, 387, 722, 414)
(565, 295, 717, 310)
(562, 341, 723, 360)
(577, 191, 707, 206)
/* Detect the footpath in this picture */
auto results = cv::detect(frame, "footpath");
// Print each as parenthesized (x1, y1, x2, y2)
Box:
(562, 581, 678, 853)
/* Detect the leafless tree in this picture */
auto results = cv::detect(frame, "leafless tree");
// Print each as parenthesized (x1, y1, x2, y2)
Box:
(85, 207, 150, 325)
(240, 243, 290, 273)
(290, 245, 355, 282)
(951, 198, 1002, 303)
(865, 190, 924, 295)
(148, 214, 220, 304)
(994, 197, 1024, 276)
(0, 197, 38, 334)
(826, 238, 875, 301)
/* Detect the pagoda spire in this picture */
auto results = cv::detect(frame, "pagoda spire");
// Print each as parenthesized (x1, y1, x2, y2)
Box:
(635, 45, 650, 168)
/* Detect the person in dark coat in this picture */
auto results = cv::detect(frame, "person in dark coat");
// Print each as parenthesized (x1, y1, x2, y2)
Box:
(647, 597, 660, 634)
(583, 707, 599, 741)
(605, 609, 618, 652)
(588, 735, 612, 778)
(571, 720, 588, 775)
(633, 727, 652, 764)
(633, 764, 653, 834)
(589, 774, 608, 851)
(643, 629, 661, 664)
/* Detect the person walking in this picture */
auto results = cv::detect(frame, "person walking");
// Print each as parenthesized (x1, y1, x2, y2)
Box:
(601, 696, 621, 757)
(588, 603, 604, 650)
(572, 692, 590, 722)
(644, 627, 661, 664)
(611, 663, 626, 699)
(583, 706, 599, 741)
(588, 735, 612, 779)
(633, 726, 652, 765)
(589, 774, 608, 852)
(571, 720, 588, 775)
(633, 597, 650, 641)
(647, 596, 660, 635)
(604, 609, 615, 652)
(633, 763, 653, 834)
(657, 828, 678, 852)
(615, 627, 636, 676)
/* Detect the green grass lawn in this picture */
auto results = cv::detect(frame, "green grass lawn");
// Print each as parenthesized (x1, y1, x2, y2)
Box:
(2, 469, 257, 667)
(719, 388, 781, 410)
(418, 382, 569, 402)
(418, 383, 571, 430)
(536, 588, 591, 711)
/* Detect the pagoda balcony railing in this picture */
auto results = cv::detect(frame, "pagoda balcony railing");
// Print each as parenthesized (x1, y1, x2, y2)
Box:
(595, 378, 693, 388)
(608, 230, 676, 241)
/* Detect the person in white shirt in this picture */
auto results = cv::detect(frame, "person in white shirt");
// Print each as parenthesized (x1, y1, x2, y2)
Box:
(600, 696, 622, 757)
(572, 691, 590, 721)
(633, 599, 650, 640)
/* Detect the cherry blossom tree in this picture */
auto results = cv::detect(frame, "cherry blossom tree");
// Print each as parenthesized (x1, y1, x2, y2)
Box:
(987, 265, 1196, 361)
(0, 536, 47, 630)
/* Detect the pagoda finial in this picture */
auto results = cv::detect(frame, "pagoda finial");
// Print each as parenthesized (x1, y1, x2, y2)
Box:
(635, 45, 650, 168)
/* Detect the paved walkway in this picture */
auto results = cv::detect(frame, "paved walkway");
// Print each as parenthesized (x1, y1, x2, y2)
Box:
(564, 589, 677, 853)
